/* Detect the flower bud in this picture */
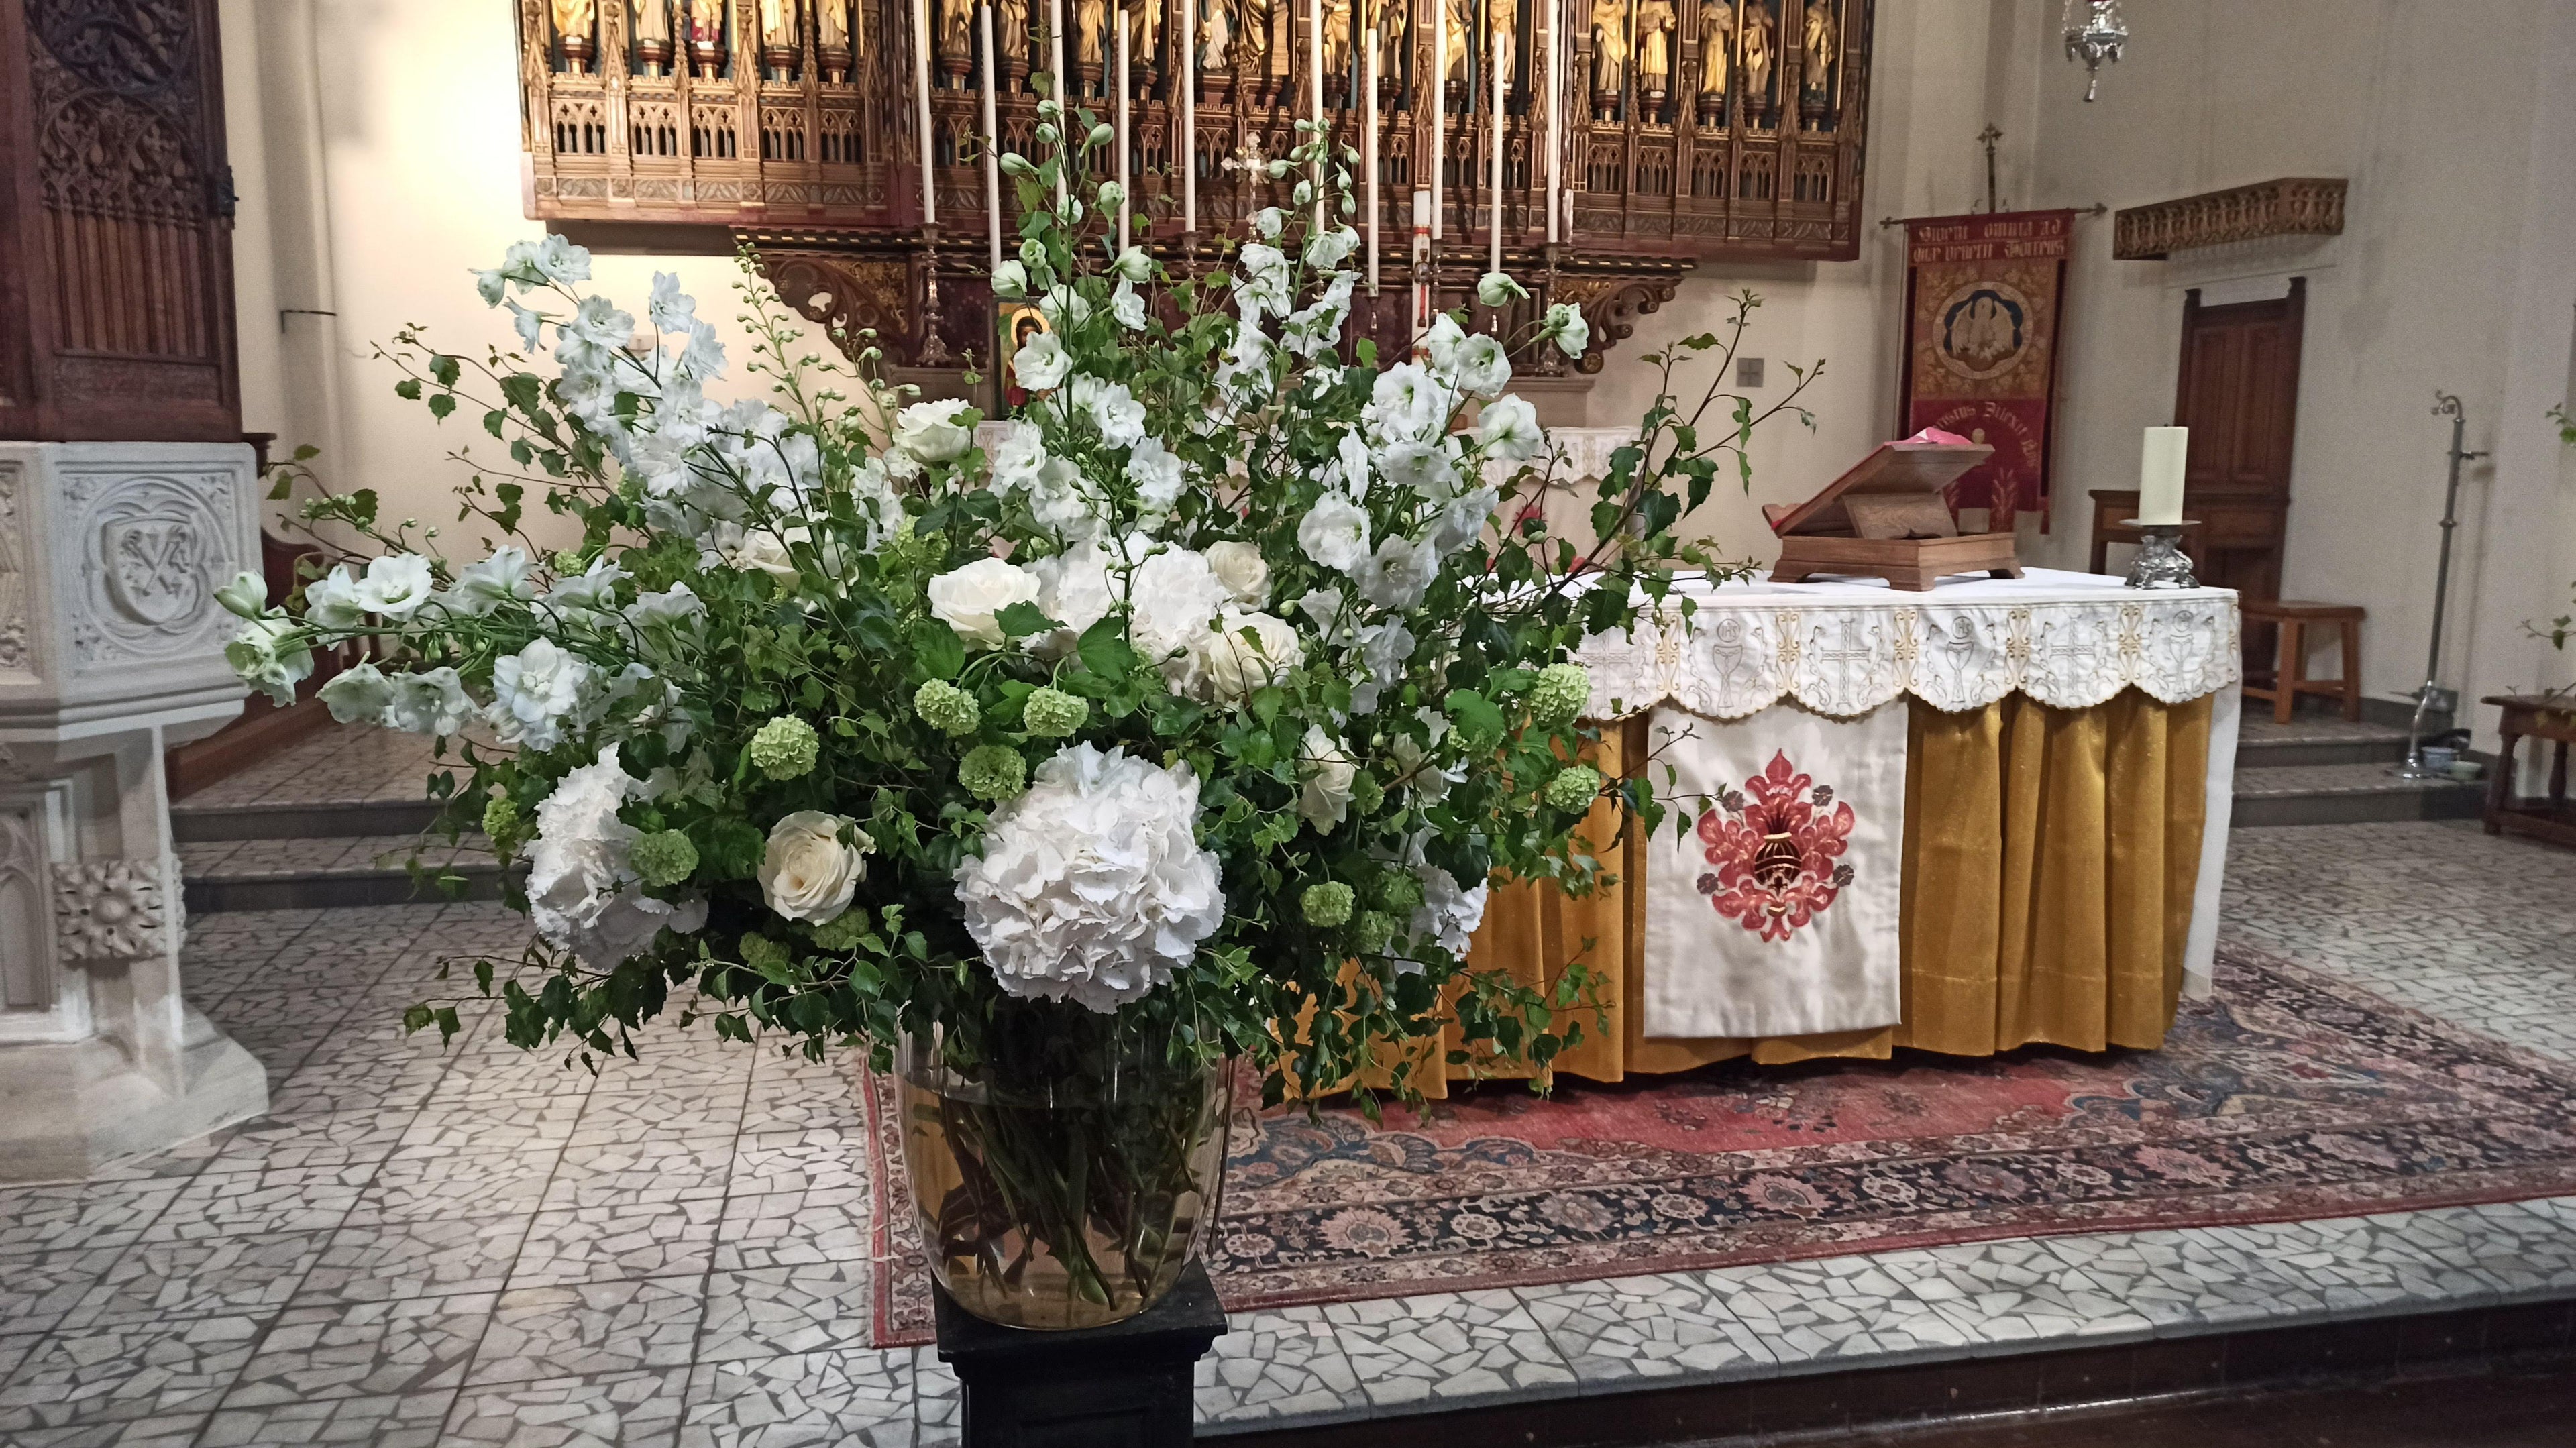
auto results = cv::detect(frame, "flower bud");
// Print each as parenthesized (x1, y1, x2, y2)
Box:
(991, 260, 1029, 299)
(215, 571, 268, 620)
(1477, 271, 1530, 308)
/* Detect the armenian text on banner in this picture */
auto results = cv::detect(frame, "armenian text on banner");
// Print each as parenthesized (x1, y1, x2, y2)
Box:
(1898, 209, 2075, 531)
(1642, 702, 1907, 1041)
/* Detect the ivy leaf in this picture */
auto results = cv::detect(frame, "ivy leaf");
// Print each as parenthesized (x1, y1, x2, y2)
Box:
(1074, 613, 1135, 683)
(912, 619, 967, 681)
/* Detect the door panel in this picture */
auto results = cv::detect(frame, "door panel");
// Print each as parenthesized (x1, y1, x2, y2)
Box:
(2174, 280, 2303, 663)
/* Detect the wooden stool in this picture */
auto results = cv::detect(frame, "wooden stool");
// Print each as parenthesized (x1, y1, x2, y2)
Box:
(2241, 600, 2363, 724)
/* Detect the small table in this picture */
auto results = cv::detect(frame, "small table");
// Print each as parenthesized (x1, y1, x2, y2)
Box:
(2484, 695, 2576, 849)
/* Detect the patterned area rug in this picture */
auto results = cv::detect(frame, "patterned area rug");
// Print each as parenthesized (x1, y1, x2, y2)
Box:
(863, 943, 2576, 1345)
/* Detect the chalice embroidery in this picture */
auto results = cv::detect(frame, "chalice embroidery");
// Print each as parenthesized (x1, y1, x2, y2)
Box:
(1693, 750, 1857, 942)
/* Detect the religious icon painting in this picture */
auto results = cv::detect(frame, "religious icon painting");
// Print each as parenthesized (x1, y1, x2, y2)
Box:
(1641, 700, 1905, 1040)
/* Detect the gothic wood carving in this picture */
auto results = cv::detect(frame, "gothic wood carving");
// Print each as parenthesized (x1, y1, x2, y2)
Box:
(2112, 177, 2347, 262)
(0, 0, 241, 442)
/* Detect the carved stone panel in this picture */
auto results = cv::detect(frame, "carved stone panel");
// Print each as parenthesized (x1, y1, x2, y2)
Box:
(53, 857, 172, 963)
(0, 463, 31, 683)
(0, 809, 54, 1011)
(66, 467, 241, 674)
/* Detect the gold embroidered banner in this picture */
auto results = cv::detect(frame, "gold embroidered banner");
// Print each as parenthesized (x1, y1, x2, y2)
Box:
(1898, 209, 2076, 531)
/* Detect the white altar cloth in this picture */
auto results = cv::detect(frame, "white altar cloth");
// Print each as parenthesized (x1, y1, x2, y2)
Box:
(1578, 569, 2243, 1002)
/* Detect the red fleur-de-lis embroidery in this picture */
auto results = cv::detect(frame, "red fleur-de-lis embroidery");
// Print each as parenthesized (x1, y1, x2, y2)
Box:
(1691, 750, 1857, 942)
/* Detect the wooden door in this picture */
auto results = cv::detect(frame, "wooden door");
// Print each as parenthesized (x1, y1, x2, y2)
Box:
(2171, 279, 2302, 605)
(0, 0, 240, 443)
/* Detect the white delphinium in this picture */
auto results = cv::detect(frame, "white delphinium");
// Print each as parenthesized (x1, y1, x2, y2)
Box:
(1419, 313, 1466, 376)
(1012, 331, 1071, 392)
(1475, 394, 1544, 461)
(385, 667, 478, 736)
(955, 744, 1225, 1012)
(1428, 485, 1501, 557)
(1353, 535, 1439, 611)
(1476, 271, 1529, 307)
(1409, 862, 1491, 964)
(1350, 618, 1415, 714)
(928, 557, 1042, 650)
(319, 661, 396, 724)
(1125, 436, 1187, 517)
(301, 565, 368, 630)
(1450, 334, 1512, 400)
(441, 546, 537, 616)
(488, 637, 595, 750)
(1071, 376, 1147, 447)
(1029, 542, 1116, 651)
(542, 558, 630, 626)
(707, 522, 803, 581)
(1542, 301, 1590, 357)
(1234, 243, 1293, 319)
(350, 554, 436, 617)
(527, 745, 700, 966)
(1110, 279, 1149, 331)
(1325, 429, 1373, 494)
(1297, 726, 1357, 834)
(1386, 706, 1460, 799)
(1191, 609, 1302, 705)
(890, 399, 976, 464)
(1039, 284, 1094, 329)
(1297, 493, 1371, 573)
(1364, 362, 1453, 445)
(991, 259, 1030, 298)
(1280, 273, 1354, 359)
(1379, 439, 1456, 501)
(1303, 226, 1359, 270)
(646, 271, 694, 333)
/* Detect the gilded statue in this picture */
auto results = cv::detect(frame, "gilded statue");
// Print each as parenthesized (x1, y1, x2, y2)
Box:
(1199, 0, 1234, 68)
(1442, 0, 1471, 84)
(939, 0, 973, 65)
(1076, 0, 1107, 63)
(633, 0, 672, 46)
(1635, 0, 1673, 92)
(684, 0, 723, 45)
(1695, 0, 1730, 97)
(1487, 0, 1515, 93)
(1739, 0, 1772, 100)
(1125, 0, 1161, 68)
(552, 0, 596, 43)
(1375, 0, 1407, 61)
(1801, 0, 1834, 93)
(1588, 0, 1628, 94)
(759, 0, 798, 47)
(998, 0, 1026, 66)
(1320, 0, 1352, 76)
(818, 0, 853, 51)
(1240, 0, 1273, 68)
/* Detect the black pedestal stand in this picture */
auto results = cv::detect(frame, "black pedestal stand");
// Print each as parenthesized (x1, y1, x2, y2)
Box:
(932, 1262, 1226, 1447)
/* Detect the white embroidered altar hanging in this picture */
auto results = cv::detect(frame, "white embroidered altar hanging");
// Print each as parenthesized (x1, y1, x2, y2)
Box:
(1641, 702, 1909, 1041)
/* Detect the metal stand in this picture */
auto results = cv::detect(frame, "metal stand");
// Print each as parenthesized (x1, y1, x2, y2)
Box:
(2394, 393, 2488, 779)
(933, 1261, 1226, 1447)
(2121, 519, 2200, 590)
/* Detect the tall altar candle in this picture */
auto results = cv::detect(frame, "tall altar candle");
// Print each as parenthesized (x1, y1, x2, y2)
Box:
(1116, 8, 1132, 249)
(914, 0, 937, 225)
(1543, 0, 1559, 243)
(980, 4, 1002, 270)
(1048, 0, 1069, 205)
(1364, 27, 1381, 291)
(1309, 0, 1326, 232)
(2139, 427, 2189, 524)
(1429, 0, 1445, 240)
(1181, 0, 1197, 233)
(1487, 39, 1503, 274)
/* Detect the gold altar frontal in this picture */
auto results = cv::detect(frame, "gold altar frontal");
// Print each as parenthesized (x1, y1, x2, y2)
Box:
(1424, 687, 2214, 1094)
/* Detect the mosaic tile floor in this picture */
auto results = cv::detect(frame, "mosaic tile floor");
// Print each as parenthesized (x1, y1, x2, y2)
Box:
(5, 821, 2574, 1445)
(177, 729, 458, 809)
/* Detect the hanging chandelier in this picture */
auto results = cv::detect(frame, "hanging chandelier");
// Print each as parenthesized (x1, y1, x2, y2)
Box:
(2062, 0, 2129, 101)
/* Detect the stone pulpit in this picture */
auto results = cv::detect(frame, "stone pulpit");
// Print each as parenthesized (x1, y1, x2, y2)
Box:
(0, 443, 270, 1183)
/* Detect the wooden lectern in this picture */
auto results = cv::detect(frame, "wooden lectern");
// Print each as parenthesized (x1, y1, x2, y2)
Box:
(1764, 440, 2021, 591)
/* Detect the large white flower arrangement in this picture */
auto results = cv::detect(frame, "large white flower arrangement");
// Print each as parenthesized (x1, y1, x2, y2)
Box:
(227, 105, 1815, 1103)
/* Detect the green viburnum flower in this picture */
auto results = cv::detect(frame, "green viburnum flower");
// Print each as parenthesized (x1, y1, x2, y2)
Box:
(1544, 763, 1603, 813)
(1371, 869, 1423, 913)
(806, 908, 874, 951)
(631, 830, 698, 887)
(739, 933, 790, 970)
(748, 716, 820, 779)
(482, 795, 524, 852)
(1352, 911, 1396, 954)
(1529, 663, 1591, 728)
(1022, 685, 1088, 738)
(959, 744, 1028, 801)
(913, 679, 981, 736)
(1301, 881, 1355, 927)
(1349, 771, 1385, 818)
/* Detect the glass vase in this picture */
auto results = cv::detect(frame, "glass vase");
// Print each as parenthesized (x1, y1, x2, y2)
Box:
(894, 1003, 1232, 1331)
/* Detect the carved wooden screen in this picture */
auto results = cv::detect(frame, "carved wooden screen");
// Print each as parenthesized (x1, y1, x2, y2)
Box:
(0, 0, 241, 442)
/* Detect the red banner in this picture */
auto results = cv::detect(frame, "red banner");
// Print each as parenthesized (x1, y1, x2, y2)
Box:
(1897, 209, 2074, 531)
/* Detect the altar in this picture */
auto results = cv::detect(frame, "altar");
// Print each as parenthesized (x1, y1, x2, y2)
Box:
(1446, 567, 2243, 1089)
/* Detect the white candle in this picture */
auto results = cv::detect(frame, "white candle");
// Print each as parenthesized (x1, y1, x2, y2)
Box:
(1488, 37, 1503, 274)
(1309, 0, 1326, 232)
(914, 0, 937, 225)
(1430, 0, 1444, 241)
(1049, 0, 1069, 206)
(2139, 426, 2189, 525)
(981, 5, 1003, 272)
(1182, 0, 1197, 233)
(1544, 0, 1559, 243)
(1365, 26, 1381, 292)
(1117, 7, 1131, 249)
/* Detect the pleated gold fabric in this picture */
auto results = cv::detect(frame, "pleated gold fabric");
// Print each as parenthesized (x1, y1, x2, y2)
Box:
(1436, 689, 2214, 1093)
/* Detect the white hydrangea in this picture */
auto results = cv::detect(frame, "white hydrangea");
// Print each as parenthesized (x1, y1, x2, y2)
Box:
(1126, 546, 1229, 675)
(527, 745, 700, 966)
(955, 744, 1225, 1012)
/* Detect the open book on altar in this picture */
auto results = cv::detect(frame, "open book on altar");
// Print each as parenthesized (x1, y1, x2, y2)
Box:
(1763, 434, 2021, 591)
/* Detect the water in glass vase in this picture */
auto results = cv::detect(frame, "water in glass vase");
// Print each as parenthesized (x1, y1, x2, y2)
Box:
(895, 1005, 1232, 1330)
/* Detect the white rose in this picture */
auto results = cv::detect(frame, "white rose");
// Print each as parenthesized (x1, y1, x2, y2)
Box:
(1203, 541, 1271, 607)
(1475, 394, 1543, 461)
(1297, 493, 1372, 573)
(319, 661, 395, 724)
(1195, 609, 1303, 704)
(928, 557, 1042, 650)
(1013, 331, 1071, 392)
(892, 399, 976, 463)
(758, 810, 873, 924)
(1297, 726, 1357, 834)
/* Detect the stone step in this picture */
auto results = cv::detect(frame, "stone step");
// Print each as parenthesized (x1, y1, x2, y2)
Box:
(170, 797, 455, 842)
(179, 834, 514, 914)
(2235, 718, 2419, 769)
(2231, 762, 2487, 828)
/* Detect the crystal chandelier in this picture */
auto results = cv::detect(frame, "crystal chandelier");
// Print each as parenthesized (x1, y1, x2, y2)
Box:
(2062, 0, 2129, 101)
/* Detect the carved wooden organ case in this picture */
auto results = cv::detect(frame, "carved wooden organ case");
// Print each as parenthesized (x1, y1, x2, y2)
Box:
(517, 0, 1872, 372)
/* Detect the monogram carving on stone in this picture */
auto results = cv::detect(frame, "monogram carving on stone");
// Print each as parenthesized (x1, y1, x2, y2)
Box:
(73, 469, 235, 667)
(102, 514, 203, 624)
(53, 857, 170, 963)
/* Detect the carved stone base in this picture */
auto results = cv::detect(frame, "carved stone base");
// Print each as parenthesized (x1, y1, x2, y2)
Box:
(0, 1008, 269, 1184)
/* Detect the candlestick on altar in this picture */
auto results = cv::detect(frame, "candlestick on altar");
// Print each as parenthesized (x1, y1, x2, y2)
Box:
(1182, 0, 1197, 233)
(1116, 10, 1132, 250)
(1411, 189, 1432, 340)
(1430, 0, 1445, 241)
(1544, 0, 1560, 242)
(1488, 39, 1503, 274)
(980, 5, 1003, 271)
(1364, 27, 1381, 292)
(914, 0, 937, 225)
(1308, 0, 1326, 232)
(1048, 0, 1068, 206)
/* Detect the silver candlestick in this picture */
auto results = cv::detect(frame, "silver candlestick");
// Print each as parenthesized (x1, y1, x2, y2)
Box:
(2121, 520, 2199, 590)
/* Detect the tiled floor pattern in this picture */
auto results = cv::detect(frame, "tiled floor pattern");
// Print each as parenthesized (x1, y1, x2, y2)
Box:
(176, 836, 500, 883)
(4, 820, 2574, 1444)
(178, 730, 458, 810)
